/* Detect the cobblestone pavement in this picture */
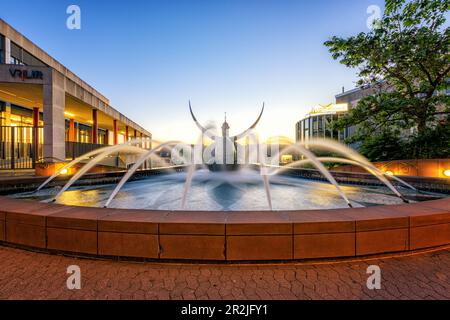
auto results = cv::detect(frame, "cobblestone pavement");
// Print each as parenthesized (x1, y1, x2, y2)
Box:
(0, 245, 449, 300)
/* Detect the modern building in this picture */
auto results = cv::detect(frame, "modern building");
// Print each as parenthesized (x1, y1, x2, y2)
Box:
(0, 19, 151, 170)
(295, 103, 349, 143)
(335, 81, 449, 141)
(333, 85, 384, 140)
(335, 82, 450, 109)
(334, 85, 383, 108)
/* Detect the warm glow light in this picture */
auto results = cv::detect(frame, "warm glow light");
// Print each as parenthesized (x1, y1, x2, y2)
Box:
(60, 168, 68, 175)
(18, 96, 34, 103)
(385, 171, 394, 176)
(10, 115, 22, 122)
(281, 155, 293, 164)
(64, 112, 75, 118)
(308, 103, 348, 115)
(444, 169, 450, 177)
(0, 89, 17, 97)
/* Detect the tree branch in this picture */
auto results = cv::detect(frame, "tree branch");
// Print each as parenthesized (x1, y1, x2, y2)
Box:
(417, 61, 434, 85)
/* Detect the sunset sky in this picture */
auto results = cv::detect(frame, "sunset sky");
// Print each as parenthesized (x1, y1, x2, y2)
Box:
(0, 0, 385, 142)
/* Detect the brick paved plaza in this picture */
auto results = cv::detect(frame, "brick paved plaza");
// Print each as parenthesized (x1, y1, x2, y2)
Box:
(0, 245, 448, 300)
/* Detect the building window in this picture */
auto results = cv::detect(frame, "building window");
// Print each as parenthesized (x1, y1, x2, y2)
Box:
(77, 124, 92, 143)
(98, 129, 107, 145)
(10, 104, 33, 126)
(10, 41, 45, 66)
(312, 117, 319, 136)
(65, 119, 71, 141)
(0, 34, 4, 64)
(10, 56, 24, 65)
(0, 100, 6, 125)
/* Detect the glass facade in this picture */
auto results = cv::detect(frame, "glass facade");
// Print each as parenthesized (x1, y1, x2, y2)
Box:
(296, 113, 348, 143)
(9, 41, 45, 66)
(0, 34, 45, 66)
(0, 100, 44, 168)
(64, 119, 108, 145)
(98, 129, 107, 144)
(78, 123, 91, 143)
(0, 101, 5, 123)
(0, 101, 43, 127)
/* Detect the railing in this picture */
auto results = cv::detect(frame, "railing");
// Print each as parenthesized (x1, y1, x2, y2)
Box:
(65, 141, 107, 160)
(65, 141, 130, 169)
(0, 129, 144, 170)
(0, 126, 43, 170)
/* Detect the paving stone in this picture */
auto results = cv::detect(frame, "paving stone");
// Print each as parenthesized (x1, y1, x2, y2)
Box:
(0, 246, 448, 300)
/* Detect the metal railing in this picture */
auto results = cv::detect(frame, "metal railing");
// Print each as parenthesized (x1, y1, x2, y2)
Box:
(65, 141, 130, 168)
(0, 128, 136, 170)
(65, 141, 107, 160)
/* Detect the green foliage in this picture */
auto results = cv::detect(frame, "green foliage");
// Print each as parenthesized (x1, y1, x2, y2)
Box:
(406, 117, 450, 158)
(325, 0, 450, 160)
(357, 130, 407, 161)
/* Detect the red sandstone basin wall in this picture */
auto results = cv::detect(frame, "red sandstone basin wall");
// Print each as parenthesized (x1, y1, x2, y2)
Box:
(0, 196, 449, 261)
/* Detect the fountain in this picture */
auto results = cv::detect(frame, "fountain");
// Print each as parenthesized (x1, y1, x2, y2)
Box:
(37, 138, 148, 192)
(103, 140, 182, 208)
(3, 104, 448, 263)
(274, 140, 413, 203)
(21, 104, 441, 211)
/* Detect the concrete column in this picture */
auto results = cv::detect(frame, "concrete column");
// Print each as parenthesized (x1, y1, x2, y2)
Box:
(140, 132, 143, 148)
(92, 109, 98, 144)
(105, 129, 109, 145)
(113, 119, 118, 145)
(125, 125, 129, 142)
(43, 71, 65, 162)
(4, 37, 10, 64)
(69, 119, 75, 142)
(32, 107, 39, 159)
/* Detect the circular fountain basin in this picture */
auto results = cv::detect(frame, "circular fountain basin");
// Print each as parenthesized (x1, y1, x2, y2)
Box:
(0, 194, 449, 262)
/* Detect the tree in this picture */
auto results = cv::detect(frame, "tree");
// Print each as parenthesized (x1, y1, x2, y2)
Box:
(357, 129, 408, 161)
(324, 0, 450, 160)
(406, 116, 450, 158)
